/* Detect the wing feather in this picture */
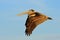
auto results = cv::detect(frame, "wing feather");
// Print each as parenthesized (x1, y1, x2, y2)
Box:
(25, 14, 48, 36)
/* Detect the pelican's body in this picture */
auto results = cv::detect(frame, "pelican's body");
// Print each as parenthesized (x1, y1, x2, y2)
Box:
(17, 9, 52, 36)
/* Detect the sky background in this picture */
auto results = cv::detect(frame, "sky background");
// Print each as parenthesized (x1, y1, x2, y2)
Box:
(0, 0, 60, 40)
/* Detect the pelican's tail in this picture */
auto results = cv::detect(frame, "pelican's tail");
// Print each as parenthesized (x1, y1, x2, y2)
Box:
(48, 17, 52, 20)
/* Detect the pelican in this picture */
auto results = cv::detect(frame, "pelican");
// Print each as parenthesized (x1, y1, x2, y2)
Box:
(17, 9, 52, 36)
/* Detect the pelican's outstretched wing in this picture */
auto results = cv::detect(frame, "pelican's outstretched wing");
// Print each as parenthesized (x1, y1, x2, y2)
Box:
(25, 12, 48, 36)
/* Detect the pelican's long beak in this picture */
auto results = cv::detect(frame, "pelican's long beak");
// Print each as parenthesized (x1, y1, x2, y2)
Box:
(17, 11, 29, 16)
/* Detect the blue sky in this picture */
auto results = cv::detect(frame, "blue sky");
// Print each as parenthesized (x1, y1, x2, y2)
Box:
(0, 0, 60, 40)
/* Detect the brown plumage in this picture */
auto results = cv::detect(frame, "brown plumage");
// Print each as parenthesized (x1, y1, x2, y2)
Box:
(17, 9, 52, 36)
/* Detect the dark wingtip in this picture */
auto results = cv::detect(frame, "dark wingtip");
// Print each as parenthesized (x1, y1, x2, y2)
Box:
(48, 17, 52, 20)
(25, 29, 31, 36)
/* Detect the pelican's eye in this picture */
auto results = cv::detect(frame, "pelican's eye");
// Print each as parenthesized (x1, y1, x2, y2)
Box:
(29, 9, 34, 12)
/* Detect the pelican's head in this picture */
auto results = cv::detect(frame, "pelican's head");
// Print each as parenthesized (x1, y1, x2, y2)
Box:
(17, 9, 35, 16)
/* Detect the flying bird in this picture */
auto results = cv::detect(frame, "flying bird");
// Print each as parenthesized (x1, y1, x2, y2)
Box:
(17, 9, 52, 36)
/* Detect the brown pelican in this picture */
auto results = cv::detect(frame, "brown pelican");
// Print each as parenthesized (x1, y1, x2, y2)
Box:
(17, 9, 52, 36)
